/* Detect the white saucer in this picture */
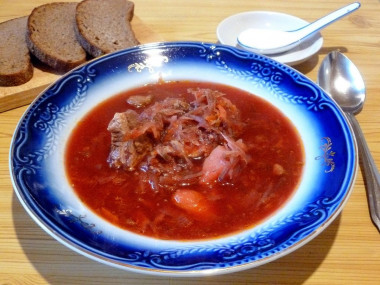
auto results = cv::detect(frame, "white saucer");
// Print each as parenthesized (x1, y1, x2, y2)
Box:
(216, 11, 323, 66)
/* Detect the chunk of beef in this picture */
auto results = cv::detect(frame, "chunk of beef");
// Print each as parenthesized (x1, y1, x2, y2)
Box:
(107, 88, 250, 190)
(127, 94, 153, 108)
(107, 110, 152, 170)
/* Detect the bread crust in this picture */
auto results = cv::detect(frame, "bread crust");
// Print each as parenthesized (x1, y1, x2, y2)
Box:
(75, 0, 139, 57)
(0, 17, 33, 86)
(26, 2, 87, 72)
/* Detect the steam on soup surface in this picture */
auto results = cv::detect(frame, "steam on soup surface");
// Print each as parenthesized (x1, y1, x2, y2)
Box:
(65, 81, 304, 240)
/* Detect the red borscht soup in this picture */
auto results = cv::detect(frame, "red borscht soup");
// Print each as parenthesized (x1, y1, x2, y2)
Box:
(65, 81, 304, 240)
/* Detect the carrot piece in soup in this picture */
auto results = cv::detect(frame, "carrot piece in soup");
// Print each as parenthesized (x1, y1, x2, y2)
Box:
(172, 189, 215, 221)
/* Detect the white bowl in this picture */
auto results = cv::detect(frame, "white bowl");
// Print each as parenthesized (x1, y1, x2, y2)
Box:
(217, 11, 323, 65)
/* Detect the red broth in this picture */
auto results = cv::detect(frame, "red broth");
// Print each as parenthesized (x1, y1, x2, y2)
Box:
(65, 81, 304, 240)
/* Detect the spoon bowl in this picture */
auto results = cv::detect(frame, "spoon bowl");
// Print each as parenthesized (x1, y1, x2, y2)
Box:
(318, 50, 380, 232)
(318, 51, 365, 114)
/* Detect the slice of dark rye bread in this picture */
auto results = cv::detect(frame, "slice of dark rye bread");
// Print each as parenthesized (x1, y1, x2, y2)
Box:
(75, 0, 139, 57)
(26, 2, 87, 72)
(0, 17, 33, 86)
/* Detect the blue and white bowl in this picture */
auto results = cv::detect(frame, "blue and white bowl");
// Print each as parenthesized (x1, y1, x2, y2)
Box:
(9, 42, 357, 276)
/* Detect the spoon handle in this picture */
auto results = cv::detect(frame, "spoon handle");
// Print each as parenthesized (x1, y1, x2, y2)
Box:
(347, 113, 380, 232)
(297, 2, 361, 40)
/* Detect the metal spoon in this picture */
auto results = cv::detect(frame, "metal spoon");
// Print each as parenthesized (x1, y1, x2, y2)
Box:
(318, 50, 380, 232)
(237, 2, 360, 55)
